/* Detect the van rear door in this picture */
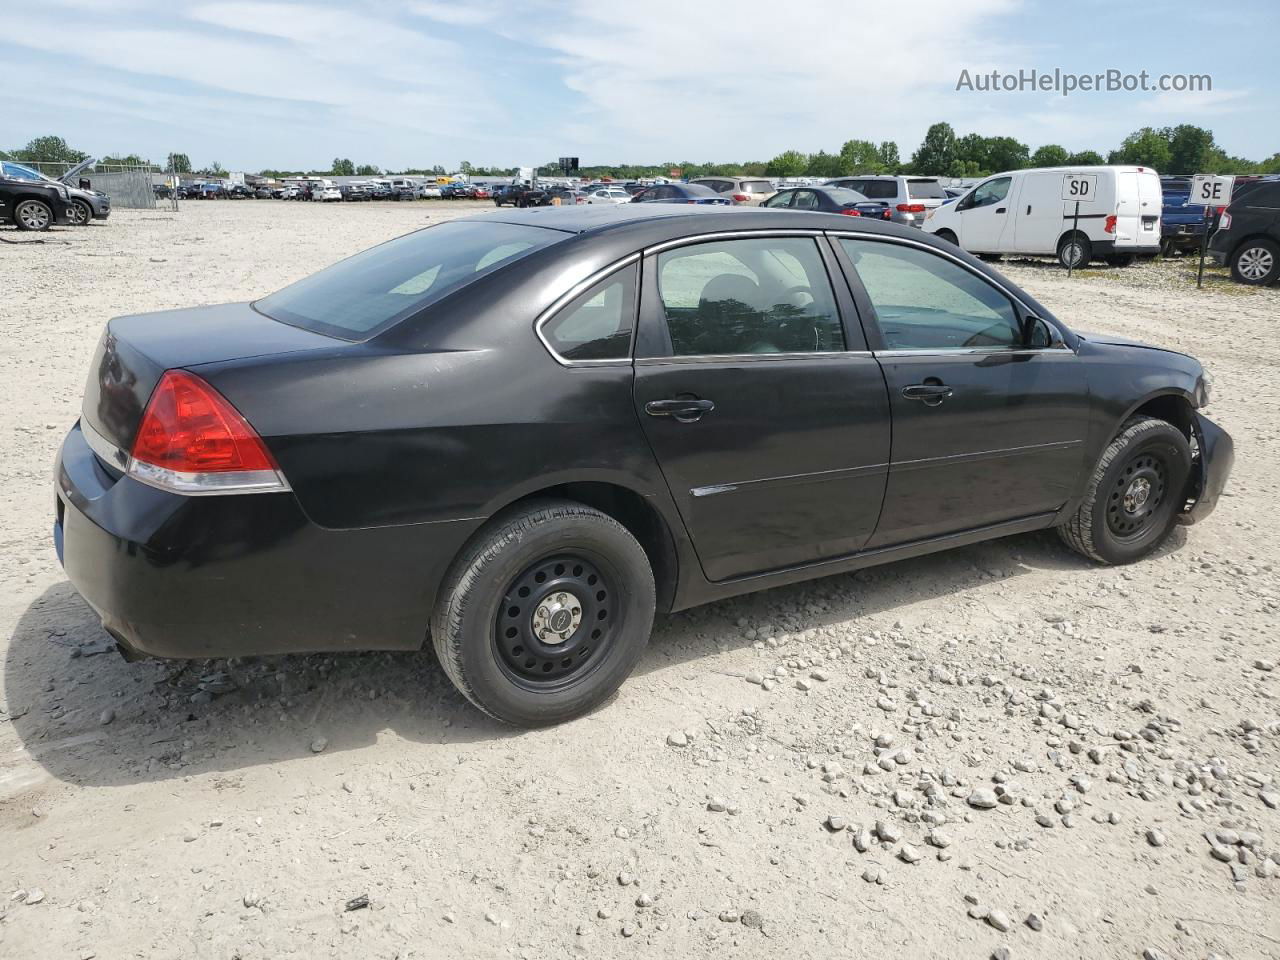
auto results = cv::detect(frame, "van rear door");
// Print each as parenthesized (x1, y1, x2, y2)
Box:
(1112, 171, 1143, 247)
(1134, 170, 1162, 247)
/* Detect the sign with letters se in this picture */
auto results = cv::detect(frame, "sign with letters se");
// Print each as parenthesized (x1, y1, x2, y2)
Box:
(1190, 175, 1234, 208)
(1061, 174, 1098, 203)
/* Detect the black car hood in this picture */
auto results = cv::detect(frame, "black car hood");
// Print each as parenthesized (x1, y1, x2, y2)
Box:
(1076, 330, 1186, 356)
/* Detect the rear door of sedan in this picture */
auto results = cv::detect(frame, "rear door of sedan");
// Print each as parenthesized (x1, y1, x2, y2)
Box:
(831, 232, 1091, 546)
(632, 231, 892, 581)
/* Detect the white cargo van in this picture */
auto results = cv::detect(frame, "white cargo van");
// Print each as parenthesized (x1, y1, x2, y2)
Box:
(924, 166, 1162, 268)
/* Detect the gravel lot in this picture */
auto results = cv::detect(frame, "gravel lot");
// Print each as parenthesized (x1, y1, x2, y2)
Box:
(2, 201, 1278, 959)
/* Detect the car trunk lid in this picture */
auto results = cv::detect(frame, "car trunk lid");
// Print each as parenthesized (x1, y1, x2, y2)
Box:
(83, 302, 339, 455)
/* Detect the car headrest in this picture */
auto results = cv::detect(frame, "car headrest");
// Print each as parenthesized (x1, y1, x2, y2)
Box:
(698, 274, 761, 311)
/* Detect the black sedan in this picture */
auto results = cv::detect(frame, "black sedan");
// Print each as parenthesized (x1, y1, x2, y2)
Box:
(763, 185, 892, 220)
(630, 183, 730, 205)
(54, 206, 1232, 726)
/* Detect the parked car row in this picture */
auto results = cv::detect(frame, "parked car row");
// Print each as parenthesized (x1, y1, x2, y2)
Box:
(2, 159, 110, 227)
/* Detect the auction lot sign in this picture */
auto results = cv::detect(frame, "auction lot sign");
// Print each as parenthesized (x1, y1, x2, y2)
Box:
(1061, 173, 1098, 203)
(1190, 174, 1234, 208)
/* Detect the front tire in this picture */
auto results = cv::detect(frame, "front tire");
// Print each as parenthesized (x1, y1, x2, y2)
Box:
(1058, 417, 1192, 565)
(934, 229, 958, 246)
(430, 500, 656, 726)
(1230, 238, 1280, 285)
(68, 200, 92, 225)
(13, 199, 53, 231)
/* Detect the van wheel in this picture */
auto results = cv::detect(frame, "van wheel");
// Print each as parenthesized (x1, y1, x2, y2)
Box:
(934, 229, 958, 246)
(1058, 417, 1192, 565)
(1106, 254, 1135, 267)
(430, 499, 656, 727)
(13, 199, 53, 231)
(1057, 233, 1092, 269)
(1230, 239, 1280, 285)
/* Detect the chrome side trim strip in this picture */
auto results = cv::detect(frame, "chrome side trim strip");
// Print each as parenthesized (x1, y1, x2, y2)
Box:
(643, 229, 824, 256)
(892, 439, 1083, 472)
(691, 462, 889, 498)
(80, 418, 129, 471)
(637, 350, 874, 365)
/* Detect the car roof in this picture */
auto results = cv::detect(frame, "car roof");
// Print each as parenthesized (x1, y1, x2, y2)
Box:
(469, 204, 925, 241)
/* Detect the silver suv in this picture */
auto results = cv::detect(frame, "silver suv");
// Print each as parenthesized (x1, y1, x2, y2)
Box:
(822, 175, 946, 227)
(689, 176, 777, 205)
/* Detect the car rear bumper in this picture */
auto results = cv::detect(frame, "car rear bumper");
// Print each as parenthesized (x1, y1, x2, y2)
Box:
(1179, 412, 1233, 525)
(54, 421, 482, 660)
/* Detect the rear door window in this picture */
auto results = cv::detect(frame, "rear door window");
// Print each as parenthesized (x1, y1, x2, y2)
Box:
(859, 180, 898, 199)
(255, 221, 564, 340)
(743, 180, 775, 194)
(655, 237, 845, 356)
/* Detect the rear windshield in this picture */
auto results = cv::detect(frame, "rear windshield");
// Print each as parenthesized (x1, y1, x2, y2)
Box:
(255, 221, 563, 340)
(742, 180, 775, 193)
(906, 179, 947, 199)
(824, 187, 868, 204)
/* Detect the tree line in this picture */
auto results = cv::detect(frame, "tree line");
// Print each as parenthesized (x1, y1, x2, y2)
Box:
(6, 125, 1279, 183)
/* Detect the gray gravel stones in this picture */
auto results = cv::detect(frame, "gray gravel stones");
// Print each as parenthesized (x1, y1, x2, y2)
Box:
(666, 731, 689, 747)
(1025, 913, 1043, 931)
(825, 815, 846, 832)
(968, 788, 999, 809)
(309, 737, 327, 753)
(1146, 828, 1167, 847)
(898, 843, 922, 864)
(986, 908, 1012, 932)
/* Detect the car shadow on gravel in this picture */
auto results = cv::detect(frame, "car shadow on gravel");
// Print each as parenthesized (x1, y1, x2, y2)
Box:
(4, 526, 1185, 790)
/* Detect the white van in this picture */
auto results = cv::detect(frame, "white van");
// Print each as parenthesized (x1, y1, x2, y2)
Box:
(923, 166, 1162, 268)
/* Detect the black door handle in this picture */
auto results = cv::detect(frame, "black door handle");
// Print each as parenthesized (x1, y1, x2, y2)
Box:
(901, 383, 953, 406)
(645, 398, 715, 422)
(995, 207, 1006, 213)
(1027, 205, 1032, 215)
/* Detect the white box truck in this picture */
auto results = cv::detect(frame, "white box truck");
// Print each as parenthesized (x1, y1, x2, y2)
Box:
(924, 166, 1162, 268)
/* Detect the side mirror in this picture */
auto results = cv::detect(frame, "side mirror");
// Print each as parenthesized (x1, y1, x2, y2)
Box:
(1023, 316, 1065, 348)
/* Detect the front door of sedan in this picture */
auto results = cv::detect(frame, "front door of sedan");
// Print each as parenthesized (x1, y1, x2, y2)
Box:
(834, 235, 1090, 547)
(633, 234, 892, 582)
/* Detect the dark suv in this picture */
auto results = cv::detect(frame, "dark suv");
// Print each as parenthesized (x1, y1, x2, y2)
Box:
(1208, 180, 1280, 285)
(0, 171, 74, 231)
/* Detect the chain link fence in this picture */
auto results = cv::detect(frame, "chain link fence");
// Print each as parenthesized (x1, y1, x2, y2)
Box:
(22, 161, 157, 210)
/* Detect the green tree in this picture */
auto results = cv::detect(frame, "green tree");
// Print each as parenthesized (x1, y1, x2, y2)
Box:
(1030, 144, 1070, 167)
(100, 153, 151, 168)
(459, 160, 474, 175)
(984, 136, 1029, 172)
(355, 163, 381, 176)
(1066, 149, 1105, 166)
(806, 150, 844, 178)
(742, 161, 768, 176)
(204, 160, 226, 176)
(911, 123, 958, 175)
(955, 133, 992, 173)
(331, 157, 355, 176)
(1164, 124, 1218, 174)
(1108, 128, 1171, 170)
(839, 139, 882, 174)
(12, 135, 89, 165)
(765, 150, 808, 177)
(877, 141, 901, 173)
(167, 152, 192, 173)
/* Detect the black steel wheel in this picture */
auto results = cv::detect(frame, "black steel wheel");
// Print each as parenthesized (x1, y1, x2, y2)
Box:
(494, 554, 614, 690)
(1105, 452, 1168, 540)
(1059, 416, 1192, 564)
(431, 499, 655, 726)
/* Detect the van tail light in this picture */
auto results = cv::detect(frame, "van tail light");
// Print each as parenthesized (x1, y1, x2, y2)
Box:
(732, 193, 750, 202)
(897, 203, 926, 213)
(129, 370, 290, 495)
(1219, 211, 1232, 229)
(1104, 215, 1117, 234)
(839, 207, 862, 216)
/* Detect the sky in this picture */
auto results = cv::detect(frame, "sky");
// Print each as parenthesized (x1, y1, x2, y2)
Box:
(3, 0, 1277, 172)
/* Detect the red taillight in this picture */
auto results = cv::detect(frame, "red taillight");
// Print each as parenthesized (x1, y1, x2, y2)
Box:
(897, 203, 926, 213)
(129, 370, 287, 493)
(1104, 215, 1117, 234)
(687, 199, 698, 204)
(839, 207, 862, 216)
(732, 193, 750, 202)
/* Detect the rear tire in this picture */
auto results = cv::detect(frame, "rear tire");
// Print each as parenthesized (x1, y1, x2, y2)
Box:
(1057, 233, 1091, 270)
(13, 199, 53, 231)
(1229, 238, 1280, 285)
(1057, 417, 1192, 565)
(430, 500, 656, 727)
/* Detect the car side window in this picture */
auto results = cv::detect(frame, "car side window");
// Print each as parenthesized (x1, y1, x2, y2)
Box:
(792, 190, 819, 211)
(762, 191, 793, 208)
(655, 238, 845, 356)
(541, 265, 637, 361)
(839, 239, 1023, 351)
(970, 177, 1011, 208)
